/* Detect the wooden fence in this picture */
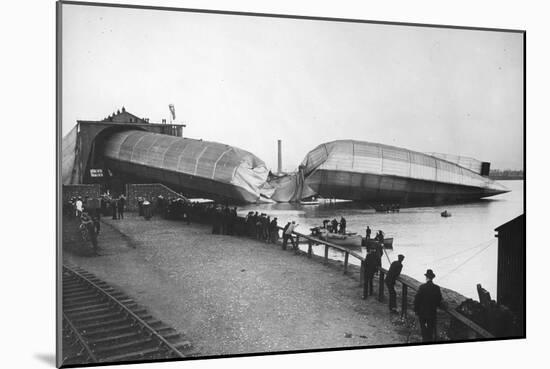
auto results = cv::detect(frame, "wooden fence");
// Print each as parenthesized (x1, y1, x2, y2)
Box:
(277, 226, 494, 340)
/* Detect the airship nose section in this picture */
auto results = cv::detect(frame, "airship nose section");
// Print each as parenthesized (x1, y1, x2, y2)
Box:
(486, 181, 510, 196)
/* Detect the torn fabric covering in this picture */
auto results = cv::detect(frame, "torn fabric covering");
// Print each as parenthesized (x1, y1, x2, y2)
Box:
(266, 171, 316, 202)
(103, 130, 271, 203)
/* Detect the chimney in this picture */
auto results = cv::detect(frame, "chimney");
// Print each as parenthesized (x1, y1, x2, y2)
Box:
(277, 139, 282, 174)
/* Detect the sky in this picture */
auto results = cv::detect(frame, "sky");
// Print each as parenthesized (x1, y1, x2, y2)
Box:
(62, 4, 524, 171)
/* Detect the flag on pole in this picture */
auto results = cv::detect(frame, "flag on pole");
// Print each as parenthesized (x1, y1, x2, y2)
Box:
(169, 104, 176, 120)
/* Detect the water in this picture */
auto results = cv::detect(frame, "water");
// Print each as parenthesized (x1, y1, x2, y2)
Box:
(239, 180, 524, 299)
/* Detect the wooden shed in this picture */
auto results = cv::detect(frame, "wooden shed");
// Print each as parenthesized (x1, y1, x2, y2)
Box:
(495, 214, 525, 334)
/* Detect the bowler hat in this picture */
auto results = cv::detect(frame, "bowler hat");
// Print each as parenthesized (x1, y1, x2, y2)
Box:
(425, 269, 436, 279)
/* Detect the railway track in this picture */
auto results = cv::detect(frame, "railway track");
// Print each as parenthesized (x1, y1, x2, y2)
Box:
(61, 265, 193, 366)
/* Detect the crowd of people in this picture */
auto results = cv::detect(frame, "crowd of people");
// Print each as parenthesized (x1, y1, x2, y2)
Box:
(154, 197, 285, 242)
(320, 217, 347, 234)
(65, 193, 443, 342)
(65, 195, 102, 255)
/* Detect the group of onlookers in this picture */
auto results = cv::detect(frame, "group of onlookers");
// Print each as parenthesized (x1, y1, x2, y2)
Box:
(365, 250, 444, 342)
(244, 212, 280, 243)
(104, 194, 126, 220)
(66, 192, 443, 343)
(321, 217, 347, 234)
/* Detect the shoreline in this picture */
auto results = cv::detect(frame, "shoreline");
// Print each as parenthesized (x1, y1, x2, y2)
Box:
(62, 211, 473, 358)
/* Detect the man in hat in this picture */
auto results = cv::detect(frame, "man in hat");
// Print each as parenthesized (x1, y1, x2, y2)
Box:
(270, 217, 279, 243)
(110, 197, 118, 220)
(331, 218, 339, 233)
(117, 194, 126, 220)
(75, 197, 83, 218)
(385, 254, 405, 313)
(285, 221, 298, 249)
(282, 222, 291, 250)
(414, 269, 443, 342)
(81, 213, 99, 255)
(339, 216, 347, 234)
(365, 248, 381, 296)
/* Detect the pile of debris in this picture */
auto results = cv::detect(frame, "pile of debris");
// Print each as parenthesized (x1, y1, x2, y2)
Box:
(450, 284, 521, 339)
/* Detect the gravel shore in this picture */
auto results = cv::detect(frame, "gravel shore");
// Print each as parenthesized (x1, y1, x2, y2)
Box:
(63, 213, 410, 357)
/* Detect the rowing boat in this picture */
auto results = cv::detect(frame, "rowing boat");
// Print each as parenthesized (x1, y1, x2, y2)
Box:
(363, 237, 394, 249)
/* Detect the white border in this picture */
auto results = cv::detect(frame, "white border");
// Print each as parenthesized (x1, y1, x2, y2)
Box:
(3, 1, 545, 368)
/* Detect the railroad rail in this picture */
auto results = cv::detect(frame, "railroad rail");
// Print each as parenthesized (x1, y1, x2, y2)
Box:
(61, 265, 192, 366)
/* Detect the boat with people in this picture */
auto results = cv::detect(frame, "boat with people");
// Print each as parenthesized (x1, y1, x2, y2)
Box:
(363, 237, 393, 249)
(309, 226, 393, 250)
(312, 228, 363, 248)
(441, 210, 452, 217)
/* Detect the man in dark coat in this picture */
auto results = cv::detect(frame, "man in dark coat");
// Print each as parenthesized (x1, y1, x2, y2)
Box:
(270, 217, 279, 243)
(110, 197, 118, 220)
(117, 194, 126, 219)
(81, 213, 99, 255)
(414, 269, 443, 342)
(366, 226, 372, 239)
(137, 197, 144, 216)
(365, 249, 381, 296)
(339, 217, 347, 234)
(385, 254, 405, 313)
(282, 222, 291, 250)
(331, 218, 339, 233)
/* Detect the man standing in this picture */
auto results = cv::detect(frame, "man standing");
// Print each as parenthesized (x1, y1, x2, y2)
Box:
(81, 213, 99, 255)
(117, 194, 126, 220)
(414, 269, 443, 342)
(385, 254, 405, 313)
(270, 217, 279, 243)
(282, 222, 291, 250)
(111, 197, 118, 220)
(366, 226, 372, 239)
(285, 221, 298, 249)
(75, 197, 83, 218)
(331, 218, 339, 233)
(365, 249, 381, 296)
(339, 217, 347, 234)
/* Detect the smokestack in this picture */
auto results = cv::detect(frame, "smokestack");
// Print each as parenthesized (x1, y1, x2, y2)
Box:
(277, 139, 282, 174)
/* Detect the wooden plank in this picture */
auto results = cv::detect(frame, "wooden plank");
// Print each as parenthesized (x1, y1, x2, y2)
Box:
(401, 284, 408, 317)
(343, 252, 349, 274)
(362, 261, 368, 299)
(281, 222, 493, 339)
(378, 269, 494, 338)
(378, 270, 385, 301)
(291, 231, 364, 261)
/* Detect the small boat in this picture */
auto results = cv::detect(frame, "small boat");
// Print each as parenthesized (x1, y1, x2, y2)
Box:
(441, 210, 452, 217)
(312, 228, 363, 248)
(300, 196, 320, 205)
(373, 204, 400, 213)
(363, 237, 394, 249)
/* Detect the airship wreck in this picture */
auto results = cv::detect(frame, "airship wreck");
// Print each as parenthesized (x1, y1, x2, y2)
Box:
(62, 108, 508, 204)
(299, 140, 508, 204)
